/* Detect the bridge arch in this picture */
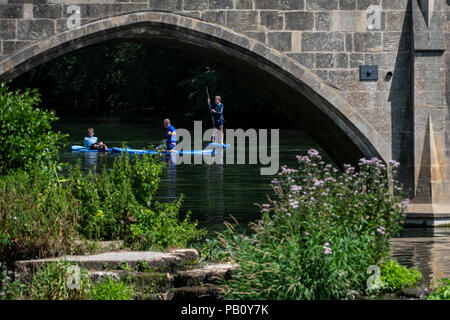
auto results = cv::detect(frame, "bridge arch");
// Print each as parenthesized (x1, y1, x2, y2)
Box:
(0, 11, 385, 166)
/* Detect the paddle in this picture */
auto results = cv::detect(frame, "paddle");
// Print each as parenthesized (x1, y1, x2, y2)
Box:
(206, 87, 216, 142)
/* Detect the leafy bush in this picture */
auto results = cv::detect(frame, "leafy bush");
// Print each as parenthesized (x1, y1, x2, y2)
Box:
(1, 262, 90, 300)
(427, 278, 450, 300)
(0, 151, 205, 263)
(1, 262, 133, 300)
(67, 152, 204, 249)
(221, 150, 409, 300)
(68, 151, 163, 240)
(196, 236, 232, 263)
(378, 260, 422, 292)
(0, 83, 67, 174)
(129, 196, 206, 250)
(0, 168, 79, 263)
(87, 278, 134, 300)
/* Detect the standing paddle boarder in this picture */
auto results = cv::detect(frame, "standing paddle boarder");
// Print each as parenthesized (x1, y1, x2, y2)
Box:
(207, 95, 225, 145)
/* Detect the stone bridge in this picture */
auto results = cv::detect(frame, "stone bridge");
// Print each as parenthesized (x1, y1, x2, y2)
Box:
(0, 0, 449, 225)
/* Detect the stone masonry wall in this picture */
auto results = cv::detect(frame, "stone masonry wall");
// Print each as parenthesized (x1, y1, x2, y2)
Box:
(0, 0, 413, 162)
(1, 1, 449, 213)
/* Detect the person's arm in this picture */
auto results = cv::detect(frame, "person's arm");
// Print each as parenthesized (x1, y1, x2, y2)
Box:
(170, 127, 176, 143)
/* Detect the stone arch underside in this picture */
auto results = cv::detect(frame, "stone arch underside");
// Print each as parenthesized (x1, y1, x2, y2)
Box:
(0, 11, 386, 167)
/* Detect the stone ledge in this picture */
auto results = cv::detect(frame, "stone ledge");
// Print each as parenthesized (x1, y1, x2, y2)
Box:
(174, 263, 237, 287)
(15, 249, 199, 274)
(405, 203, 450, 227)
(172, 284, 225, 300)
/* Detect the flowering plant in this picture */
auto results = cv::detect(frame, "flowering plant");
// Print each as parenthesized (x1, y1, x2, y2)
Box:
(223, 150, 408, 299)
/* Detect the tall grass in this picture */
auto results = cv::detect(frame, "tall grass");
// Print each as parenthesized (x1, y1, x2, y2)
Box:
(0, 168, 79, 263)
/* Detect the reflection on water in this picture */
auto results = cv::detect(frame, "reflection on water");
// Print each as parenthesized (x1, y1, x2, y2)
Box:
(55, 117, 322, 233)
(55, 117, 450, 285)
(390, 228, 450, 286)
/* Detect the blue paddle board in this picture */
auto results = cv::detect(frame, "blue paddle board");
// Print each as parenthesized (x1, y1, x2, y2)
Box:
(205, 142, 231, 148)
(111, 147, 214, 155)
(71, 145, 112, 152)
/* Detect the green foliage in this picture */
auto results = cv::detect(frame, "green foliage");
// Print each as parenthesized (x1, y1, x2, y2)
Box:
(221, 151, 408, 300)
(1, 262, 133, 300)
(2, 262, 90, 300)
(68, 151, 163, 240)
(378, 260, 422, 292)
(196, 236, 232, 263)
(87, 278, 134, 300)
(129, 196, 206, 250)
(0, 150, 205, 262)
(428, 278, 450, 300)
(0, 83, 67, 174)
(0, 168, 79, 262)
(68, 151, 204, 249)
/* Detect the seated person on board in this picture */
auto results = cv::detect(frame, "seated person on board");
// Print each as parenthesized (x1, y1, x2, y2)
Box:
(84, 128, 108, 151)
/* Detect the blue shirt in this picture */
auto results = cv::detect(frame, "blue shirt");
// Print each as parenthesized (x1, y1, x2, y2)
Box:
(211, 103, 224, 121)
(84, 136, 98, 148)
(166, 125, 176, 145)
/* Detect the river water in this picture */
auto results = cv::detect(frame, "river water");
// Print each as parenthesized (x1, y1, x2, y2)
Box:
(54, 117, 450, 286)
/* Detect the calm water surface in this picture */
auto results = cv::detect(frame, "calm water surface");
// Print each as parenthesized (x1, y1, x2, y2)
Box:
(54, 117, 450, 285)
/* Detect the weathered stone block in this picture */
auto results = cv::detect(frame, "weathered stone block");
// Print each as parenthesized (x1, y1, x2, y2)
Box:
(260, 11, 283, 30)
(235, 0, 253, 9)
(349, 53, 365, 67)
(336, 53, 349, 68)
(382, 0, 408, 10)
(243, 31, 266, 43)
(3, 40, 29, 55)
(357, 0, 381, 10)
(226, 11, 258, 31)
(209, 0, 233, 9)
(288, 52, 315, 68)
(346, 33, 353, 51)
(353, 32, 383, 52)
(23, 3, 32, 19)
(339, 0, 356, 10)
(285, 12, 314, 30)
(330, 11, 365, 32)
(328, 70, 359, 91)
(383, 31, 411, 52)
(201, 11, 226, 25)
(0, 5, 23, 19)
(0, 20, 16, 40)
(314, 69, 328, 81)
(301, 32, 344, 52)
(255, 0, 304, 10)
(267, 32, 291, 51)
(17, 20, 54, 40)
(316, 53, 334, 68)
(306, 0, 338, 10)
(180, 11, 201, 19)
(315, 12, 330, 31)
(386, 11, 410, 32)
(184, 0, 208, 10)
(149, 0, 182, 11)
(33, 5, 63, 19)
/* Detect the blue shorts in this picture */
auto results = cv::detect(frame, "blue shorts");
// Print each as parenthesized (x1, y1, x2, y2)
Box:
(214, 118, 224, 129)
(166, 143, 175, 150)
